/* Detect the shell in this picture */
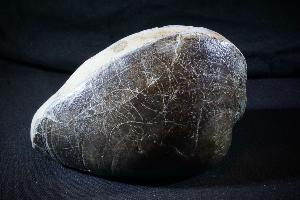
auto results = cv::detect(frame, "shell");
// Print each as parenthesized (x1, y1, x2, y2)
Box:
(31, 25, 247, 179)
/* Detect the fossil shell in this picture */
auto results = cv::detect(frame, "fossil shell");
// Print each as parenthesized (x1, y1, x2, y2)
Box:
(31, 25, 247, 178)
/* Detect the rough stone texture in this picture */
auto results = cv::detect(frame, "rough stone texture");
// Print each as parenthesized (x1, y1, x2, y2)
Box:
(31, 25, 247, 179)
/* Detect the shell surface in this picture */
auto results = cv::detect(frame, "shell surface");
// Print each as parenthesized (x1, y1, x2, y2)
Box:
(31, 25, 247, 178)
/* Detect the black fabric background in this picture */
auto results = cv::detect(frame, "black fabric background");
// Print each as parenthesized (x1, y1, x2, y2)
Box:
(0, 0, 300, 199)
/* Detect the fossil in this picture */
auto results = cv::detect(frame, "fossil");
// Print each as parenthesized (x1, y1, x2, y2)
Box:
(31, 25, 247, 179)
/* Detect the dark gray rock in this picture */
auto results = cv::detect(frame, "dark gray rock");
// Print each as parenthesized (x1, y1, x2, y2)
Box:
(31, 25, 247, 179)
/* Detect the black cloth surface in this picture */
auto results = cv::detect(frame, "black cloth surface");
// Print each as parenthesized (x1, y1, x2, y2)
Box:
(1, 0, 300, 199)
